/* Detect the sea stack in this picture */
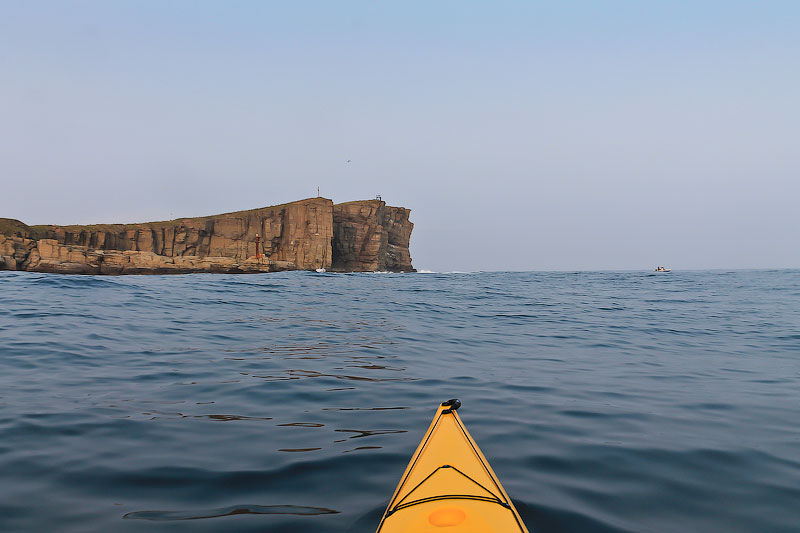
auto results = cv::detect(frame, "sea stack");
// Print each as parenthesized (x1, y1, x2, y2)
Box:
(0, 198, 414, 274)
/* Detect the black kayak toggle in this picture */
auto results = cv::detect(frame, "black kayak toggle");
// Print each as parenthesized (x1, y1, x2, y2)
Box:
(441, 399, 461, 412)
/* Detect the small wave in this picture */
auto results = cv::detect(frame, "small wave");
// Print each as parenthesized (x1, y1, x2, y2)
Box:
(332, 429, 407, 441)
(123, 504, 339, 521)
(27, 274, 119, 289)
(343, 445, 382, 453)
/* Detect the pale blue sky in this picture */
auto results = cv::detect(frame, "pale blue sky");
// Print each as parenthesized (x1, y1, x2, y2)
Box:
(1, 1, 798, 271)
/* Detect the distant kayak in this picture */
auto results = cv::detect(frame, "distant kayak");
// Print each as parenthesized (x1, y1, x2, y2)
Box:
(376, 400, 529, 532)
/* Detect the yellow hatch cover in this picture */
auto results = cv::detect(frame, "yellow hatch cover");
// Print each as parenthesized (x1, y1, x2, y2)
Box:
(376, 400, 529, 533)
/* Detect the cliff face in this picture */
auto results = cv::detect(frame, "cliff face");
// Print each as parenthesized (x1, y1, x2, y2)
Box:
(331, 200, 414, 272)
(39, 197, 333, 267)
(0, 198, 413, 274)
(0, 199, 333, 274)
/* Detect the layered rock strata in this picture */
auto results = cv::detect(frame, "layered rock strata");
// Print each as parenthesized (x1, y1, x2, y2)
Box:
(331, 200, 414, 272)
(0, 198, 413, 274)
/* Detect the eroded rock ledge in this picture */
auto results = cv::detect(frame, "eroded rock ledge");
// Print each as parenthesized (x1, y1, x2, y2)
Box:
(0, 198, 414, 274)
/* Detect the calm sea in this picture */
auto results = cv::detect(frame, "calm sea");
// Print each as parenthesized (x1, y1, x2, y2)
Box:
(1, 270, 799, 532)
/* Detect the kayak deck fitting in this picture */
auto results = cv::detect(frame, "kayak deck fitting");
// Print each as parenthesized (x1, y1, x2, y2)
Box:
(377, 399, 529, 532)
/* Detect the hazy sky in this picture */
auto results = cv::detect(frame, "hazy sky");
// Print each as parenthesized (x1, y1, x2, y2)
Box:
(1, 1, 798, 271)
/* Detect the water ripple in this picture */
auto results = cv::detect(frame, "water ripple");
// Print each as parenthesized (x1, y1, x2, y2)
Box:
(123, 504, 340, 520)
(1, 269, 799, 532)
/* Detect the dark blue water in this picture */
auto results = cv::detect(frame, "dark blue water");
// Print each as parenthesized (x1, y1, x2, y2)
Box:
(1, 270, 799, 532)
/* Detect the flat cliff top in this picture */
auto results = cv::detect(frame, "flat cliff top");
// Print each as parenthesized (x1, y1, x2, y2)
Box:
(2, 199, 412, 237)
(23, 197, 331, 233)
(335, 199, 411, 211)
(335, 199, 383, 206)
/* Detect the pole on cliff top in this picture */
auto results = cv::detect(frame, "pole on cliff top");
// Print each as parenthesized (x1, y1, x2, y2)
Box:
(317, 186, 320, 197)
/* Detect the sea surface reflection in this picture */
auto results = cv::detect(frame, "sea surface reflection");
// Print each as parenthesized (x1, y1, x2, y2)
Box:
(1, 270, 799, 532)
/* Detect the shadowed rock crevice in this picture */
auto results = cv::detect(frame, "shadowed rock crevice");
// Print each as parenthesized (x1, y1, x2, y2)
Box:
(0, 198, 413, 274)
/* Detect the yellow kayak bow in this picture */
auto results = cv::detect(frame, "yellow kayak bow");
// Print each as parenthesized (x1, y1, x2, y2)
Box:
(377, 399, 529, 532)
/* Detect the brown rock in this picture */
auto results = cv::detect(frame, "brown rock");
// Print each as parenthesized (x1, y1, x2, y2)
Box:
(331, 200, 414, 272)
(0, 197, 413, 274)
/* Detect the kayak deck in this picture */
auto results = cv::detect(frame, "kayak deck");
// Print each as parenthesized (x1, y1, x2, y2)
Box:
(377, 400, 529, 532)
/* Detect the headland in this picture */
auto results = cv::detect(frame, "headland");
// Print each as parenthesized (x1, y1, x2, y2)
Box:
(0, 198, 414, 274)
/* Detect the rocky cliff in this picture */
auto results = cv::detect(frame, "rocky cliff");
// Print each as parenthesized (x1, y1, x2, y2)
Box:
(0, 198, 413, 274)
(331, 200, 415, 272)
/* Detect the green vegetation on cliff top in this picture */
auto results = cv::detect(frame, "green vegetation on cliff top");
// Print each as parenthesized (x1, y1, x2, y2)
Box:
(0, 218, 42, 238)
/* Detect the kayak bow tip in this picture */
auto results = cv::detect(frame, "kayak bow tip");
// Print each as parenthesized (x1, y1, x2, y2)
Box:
(441, 398, 461, 411)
